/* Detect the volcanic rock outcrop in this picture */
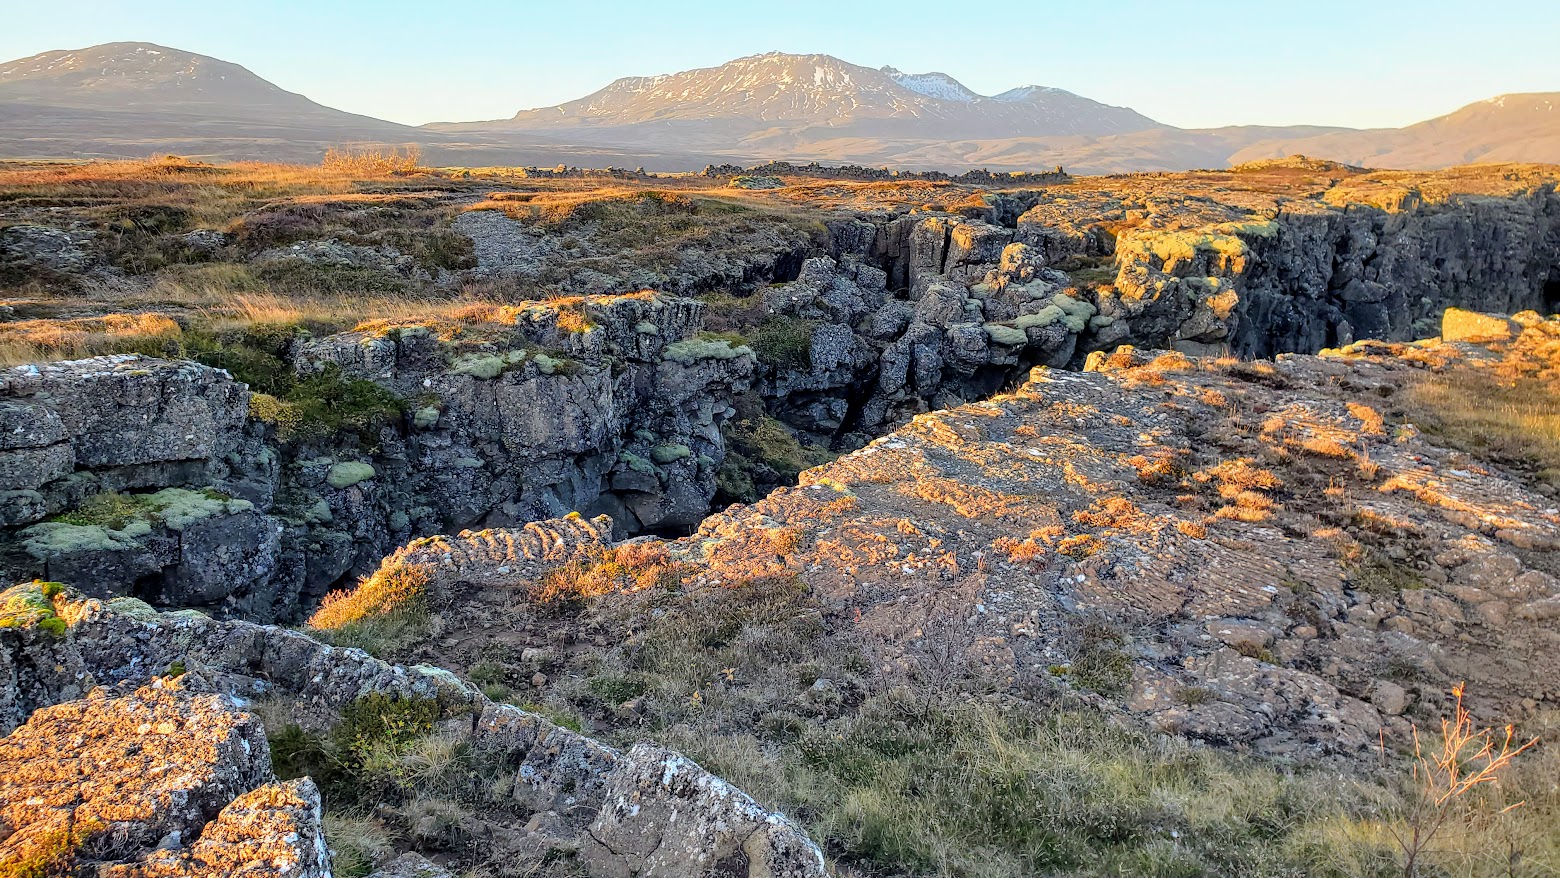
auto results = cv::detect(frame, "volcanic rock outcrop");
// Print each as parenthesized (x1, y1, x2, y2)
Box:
(0, 293, 754, 618)
(746, 166, 1560, 446)
(0, 579, 828, 877)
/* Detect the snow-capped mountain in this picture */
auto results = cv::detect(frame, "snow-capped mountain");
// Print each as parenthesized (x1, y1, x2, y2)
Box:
(446, 52, 1161, 140)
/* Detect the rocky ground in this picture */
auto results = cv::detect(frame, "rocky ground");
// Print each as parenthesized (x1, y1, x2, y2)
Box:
(0, 156, 1558, 877)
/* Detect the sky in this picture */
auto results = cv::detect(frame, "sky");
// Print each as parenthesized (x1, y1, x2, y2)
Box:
(1, 0, 1556, 129)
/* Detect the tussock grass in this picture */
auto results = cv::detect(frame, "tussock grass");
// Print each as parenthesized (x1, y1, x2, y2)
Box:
(1407, 368, 1560, 487)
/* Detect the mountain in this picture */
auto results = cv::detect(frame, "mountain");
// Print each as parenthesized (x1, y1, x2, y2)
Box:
(0, 43, 1553, 173)
(1226, 93, 1560, 169)
(0, 41, 707, 167)
(433, 52, 1164, 153)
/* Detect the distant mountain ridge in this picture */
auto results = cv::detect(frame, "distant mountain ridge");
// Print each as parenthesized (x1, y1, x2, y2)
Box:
(439, 52, 1162, 140)
(0, 43, 1554, 173)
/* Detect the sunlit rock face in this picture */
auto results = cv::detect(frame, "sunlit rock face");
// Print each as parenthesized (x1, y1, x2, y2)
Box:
(0, 676, 331, 878)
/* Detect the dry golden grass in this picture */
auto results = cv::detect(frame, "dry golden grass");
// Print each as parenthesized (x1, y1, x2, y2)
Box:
(0, 155, 446, 227)
(309, 562, 434, 632)
(1196, 458, 1284, 493)
(1071, 496, 1144, 529)
(321, 145, 423, 177)
(1407, 365, 1560, 487)
(0, 312, 181, 367)
(530, 544, 683, 606)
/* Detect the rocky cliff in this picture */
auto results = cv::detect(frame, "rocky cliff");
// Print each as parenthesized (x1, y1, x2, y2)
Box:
(0, 293, 755, 619)
(724, 165, 1560, 451)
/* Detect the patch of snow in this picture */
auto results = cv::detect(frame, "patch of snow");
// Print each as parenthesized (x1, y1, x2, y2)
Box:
(885, 68, 977, 103)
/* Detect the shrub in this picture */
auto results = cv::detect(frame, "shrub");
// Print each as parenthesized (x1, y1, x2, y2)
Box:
(321, 145, 423, 177)
(750, 318, 816, 368)
(253, 366, 407, 443)
(1068, 623, 1133, 696)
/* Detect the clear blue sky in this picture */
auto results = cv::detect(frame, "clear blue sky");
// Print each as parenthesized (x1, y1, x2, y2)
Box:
(2, 0, 1556, 129)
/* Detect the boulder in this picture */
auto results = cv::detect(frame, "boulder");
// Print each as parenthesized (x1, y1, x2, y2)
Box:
(0, 679, 274, 875)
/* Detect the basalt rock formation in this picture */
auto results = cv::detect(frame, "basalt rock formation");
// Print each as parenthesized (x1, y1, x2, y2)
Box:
(358, 311, 1560, 762)
(0, 293, 755, 618)
(746, 165, 1560, 448)
(0, 579, 827, 877)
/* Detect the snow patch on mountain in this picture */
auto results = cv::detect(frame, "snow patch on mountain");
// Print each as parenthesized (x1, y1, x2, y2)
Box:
(881, 67, 977, 102)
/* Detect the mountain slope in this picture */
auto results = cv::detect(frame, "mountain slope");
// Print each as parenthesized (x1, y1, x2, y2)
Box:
(1228, 93, 1560, 168)
(436, 52, 1163, 149)
(0, 43, 1553, 172)
(0, 42, 409, 128)
(0, 41, 719, 167)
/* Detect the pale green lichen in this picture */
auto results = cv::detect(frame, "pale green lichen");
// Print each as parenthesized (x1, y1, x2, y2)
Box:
(451, 350, 527, 380)
(388, 510, 410, 531)
(618, 451, 657, 475)
(141, 488, 254, 531)
(21, 519, 152, 558)
(304, 498, 333, 524)
(413, 406, 441, 429)
(663, 338, 754, 366)
(1015, 306, 1067, 331)
(533, 353, 561, 375)
(1136, 221, 1274, 267)
(326, 461, 377, 489)
(983, 323, 1028, 346)
(635, 321, 661, 336)
(651, 443, 692, 465)
(105, 596, 159, 619)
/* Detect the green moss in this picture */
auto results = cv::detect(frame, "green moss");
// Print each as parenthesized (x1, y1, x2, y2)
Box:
(451, 350, 524, 379)
(140, 487, 254, 530)
(750, 318, 817, 368)
(21, 519, 152, 557)
(663, 337, 754, 366)
(716, 412, 836, 504)
(0, 582, 60, 629)
(984, 323, 1028, 346)
(327, 462, 377, 489)
(1015, 306, 1067, 331)
(650, 443, 693, 465)
(51, 491, 150, 528)
(618, 451, 657, 475)
(253, 365, 407, 442)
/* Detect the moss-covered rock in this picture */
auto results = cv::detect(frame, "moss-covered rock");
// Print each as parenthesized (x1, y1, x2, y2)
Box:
(650, 443, 693, 465)
(326, 462, 377, 489)
(983, 323, 1028, 346)
(140, 488, 254, 531)
(663, 338, 753, 366)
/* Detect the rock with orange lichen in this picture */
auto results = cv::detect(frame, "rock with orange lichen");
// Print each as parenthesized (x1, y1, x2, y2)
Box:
(103, 779, 331, 878)
(0, 580, 828, 878)
(0, 678, 328, 877)
(653, 318, 1560, 756)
